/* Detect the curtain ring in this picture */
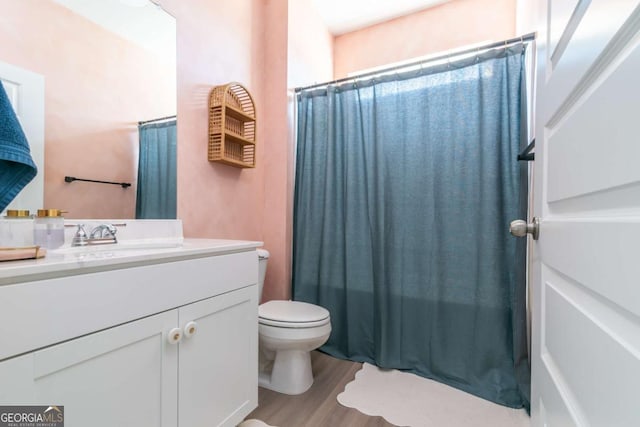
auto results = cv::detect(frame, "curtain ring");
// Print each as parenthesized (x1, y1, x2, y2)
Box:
(476, 46, 480, 62)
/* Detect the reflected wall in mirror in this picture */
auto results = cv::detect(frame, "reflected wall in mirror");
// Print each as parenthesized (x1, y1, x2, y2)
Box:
(0, 0, 176, 219)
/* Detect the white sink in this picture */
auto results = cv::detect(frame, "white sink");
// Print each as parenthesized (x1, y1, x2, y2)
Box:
(51, 240, 183, 256)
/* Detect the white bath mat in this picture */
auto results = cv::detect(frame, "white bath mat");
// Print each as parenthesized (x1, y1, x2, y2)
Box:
(337, 363, 530, 427)
(237, 419, 277, 427)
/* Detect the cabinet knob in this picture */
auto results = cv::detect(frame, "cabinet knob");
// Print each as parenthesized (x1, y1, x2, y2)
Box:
(167, 327, 182, 345)
(184, 321, 198, 338)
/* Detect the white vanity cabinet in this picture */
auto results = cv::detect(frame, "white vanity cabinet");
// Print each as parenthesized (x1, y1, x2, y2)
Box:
(0, 310, 180, 426)
(178, 286, 257, 427)
(0, 241, 260, 427)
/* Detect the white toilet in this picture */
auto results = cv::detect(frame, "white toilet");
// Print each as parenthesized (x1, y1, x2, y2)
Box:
(257, 249, 331, 395)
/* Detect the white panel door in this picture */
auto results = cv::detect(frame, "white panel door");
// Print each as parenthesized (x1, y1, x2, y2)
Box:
(0, 310, 179, 427)
(0, 61, 44, 213)
(178, 285, 258, 427)
(531, 1, 640, 426)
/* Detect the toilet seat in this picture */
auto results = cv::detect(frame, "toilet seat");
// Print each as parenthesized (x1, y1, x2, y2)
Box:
(259, 317, 330, 328)
(259, 301, 330, 329)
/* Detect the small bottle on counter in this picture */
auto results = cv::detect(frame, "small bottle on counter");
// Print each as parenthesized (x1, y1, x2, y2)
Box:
(33, 209, 66, 249)
(0, 210, 35, 247)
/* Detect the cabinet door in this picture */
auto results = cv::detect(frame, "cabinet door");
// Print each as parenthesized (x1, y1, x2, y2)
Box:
(0, 310, 178, 427)
(178, 285, 258, 427)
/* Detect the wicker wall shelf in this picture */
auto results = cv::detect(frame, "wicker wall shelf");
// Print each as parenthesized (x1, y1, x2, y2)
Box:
(208, 82, 256, 168)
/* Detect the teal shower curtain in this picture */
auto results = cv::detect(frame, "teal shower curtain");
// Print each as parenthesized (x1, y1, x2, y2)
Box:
(293, 45, 530, 409)
(136, 120, 177, 219)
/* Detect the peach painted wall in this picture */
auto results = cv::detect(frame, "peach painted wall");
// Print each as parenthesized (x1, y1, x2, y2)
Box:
(516, 0, 539, 34)
(163, 0, 265, 244)
(162, 0, 292, 301)
(288, 0, 333, 88)
(333, 0, 517, 78)
(261, 0, 291, 302)
(0, 0, 175, 219)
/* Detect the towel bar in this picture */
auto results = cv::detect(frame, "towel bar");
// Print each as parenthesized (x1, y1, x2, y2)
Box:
(64, 176, 131, 188)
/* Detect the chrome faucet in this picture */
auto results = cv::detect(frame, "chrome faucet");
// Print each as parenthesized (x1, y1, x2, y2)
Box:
(71, 224, 89, 246)
(71, 223, 118, 246)
(90, 224, 118, 240)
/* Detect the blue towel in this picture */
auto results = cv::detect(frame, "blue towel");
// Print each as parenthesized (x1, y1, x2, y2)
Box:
(0, 81, 37, 211)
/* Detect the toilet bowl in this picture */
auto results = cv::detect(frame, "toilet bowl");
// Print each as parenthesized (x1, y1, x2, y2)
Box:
(257, 249, 331, 395)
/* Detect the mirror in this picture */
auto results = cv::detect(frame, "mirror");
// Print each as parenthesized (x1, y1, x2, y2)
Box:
(0, 0, 176, 219)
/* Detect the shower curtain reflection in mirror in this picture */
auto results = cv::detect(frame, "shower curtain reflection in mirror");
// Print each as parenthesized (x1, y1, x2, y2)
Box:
(136, 119, 177, 219)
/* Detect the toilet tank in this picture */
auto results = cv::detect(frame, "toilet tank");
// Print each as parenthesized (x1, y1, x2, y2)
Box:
(257, 249, 270, 299)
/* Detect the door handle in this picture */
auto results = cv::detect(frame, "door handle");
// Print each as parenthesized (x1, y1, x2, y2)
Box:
(509, 217, 540, 240)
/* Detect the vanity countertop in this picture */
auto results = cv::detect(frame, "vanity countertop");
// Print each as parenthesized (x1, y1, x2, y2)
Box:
(0, 238, 262, 286)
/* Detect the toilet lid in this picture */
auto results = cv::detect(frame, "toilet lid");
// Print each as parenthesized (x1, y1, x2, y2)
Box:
(259, 301, 330, 324)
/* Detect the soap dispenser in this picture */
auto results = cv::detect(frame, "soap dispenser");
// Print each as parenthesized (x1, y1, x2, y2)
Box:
(0, 210, 34, 247)
(33, 209, 66, 249)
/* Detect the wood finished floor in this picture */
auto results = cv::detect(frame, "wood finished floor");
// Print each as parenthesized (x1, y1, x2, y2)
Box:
(246, 351, 395, 427)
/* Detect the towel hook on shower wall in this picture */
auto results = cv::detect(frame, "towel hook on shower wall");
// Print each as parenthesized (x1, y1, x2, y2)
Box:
(517, 140, 535, 161)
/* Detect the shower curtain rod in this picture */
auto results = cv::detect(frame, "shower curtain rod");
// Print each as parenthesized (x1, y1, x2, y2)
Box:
(138, 115, 176, 126)
(294, 32, 536, 93)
